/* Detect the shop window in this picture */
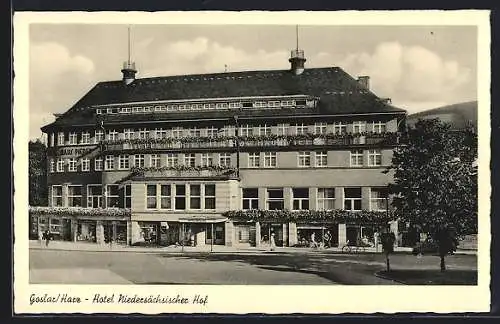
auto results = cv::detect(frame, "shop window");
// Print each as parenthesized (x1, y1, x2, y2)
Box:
(204, 184, 216, 210)
(318, 188, 335, 210)
(160, 184, 171, 209)
(266, 188, 284, 210)
(292, 188, 309, 210)
(189, 184, 201, 209)
(68, 185, 82, 207)
(175, 185, 186, 210)
(87, 185, 103, 208)
(52, 185, 63, 207)
(344, 188, 362, 211)
(146, 184, 157, 209)
(242, 188, 259, 210)
(107, 185, 120, 207)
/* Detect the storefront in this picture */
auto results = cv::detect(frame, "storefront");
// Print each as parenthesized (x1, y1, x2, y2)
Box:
(260, 222, 286, 247)
(296, 223, 338, 248)
(102, 220, 128, 244)
(76, 220, 97, 242)
(234, 222, 256, 246)
(33, 216, 72, 241)
(179, 216, 227, 247)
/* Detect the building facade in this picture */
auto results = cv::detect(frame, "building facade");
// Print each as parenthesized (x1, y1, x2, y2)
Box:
(32, 49, 407, 248)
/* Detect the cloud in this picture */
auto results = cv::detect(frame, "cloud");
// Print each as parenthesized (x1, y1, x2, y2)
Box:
(29, 42, 96, 139)
(338, 42, 473, 110)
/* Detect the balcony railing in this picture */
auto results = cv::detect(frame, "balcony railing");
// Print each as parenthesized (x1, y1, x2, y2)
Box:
(102, 133, 398, 152)
(130, 166, 239, 179)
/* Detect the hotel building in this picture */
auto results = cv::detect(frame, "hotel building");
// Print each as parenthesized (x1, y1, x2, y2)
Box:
(31, 46, 407, 248)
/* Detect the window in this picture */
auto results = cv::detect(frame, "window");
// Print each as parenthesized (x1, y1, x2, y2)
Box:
(124, 128, 134, 140)
(138, 128, 149, 139)
(67, 158, 77, 172)
(155, 128, 168, 139)
(269, 101, 281, 108)
(57, 132, 65, 145)
(56, 158, 64, 172)
(264, 152, 277, 167)
(189, 127, 201, 137)
(190, 184, 201, 209)
(372, 121, 386, 134)
(175, 185, 186, 210)
(95, 157, 103, 171)
(368, 150, 382, 166)
(49, 133, 55, 147)
(172, 127, 183, 138)
(206, 126, 218, 138)
(242, 188, 259, 210)
(184, 153, 196, 167)
(160, 184, 171, 209)
(314, 122, 327, 135)
(298, 151, 311, 167)
(133, 154, 145, 168)
(248, 152, 260, 168)
(94, 130, 104, 143)
(105, 155, 115, 170)
(220, 126, 234, 137)
(240, 124, 253, 137)
(254, 101, 267, 108)
(151, 154, 161, 168)
(200, 153, 213, 167)
(318, 188, 335, 210)
(68, 185, 82, 207)
(166, 153, 178, 167)
(107, 129, 118, 141)
(292, 188, 309, 210)
(242, 102, 253, 108)
(350, 150, 364, 167)
(229, 102, 240, 109)
(295, 123, 308, 135)
(267, 188, 284, 210)
(106, 185, 119, 207)
(81, 158, 90, 172)
(146, 185, 157, 209)
(51, 185, 63, 207)
(68, 132, 77, 145)
(353, 121, 366, 133)
(344, 188, 362, 211)
(316, 151, 328, 167)
(258, 124, 271, 136)
(282, 100, 295, 107)
(124, 185, 131, 208)
(333, 122, 347, 135)
(87, 185, 103, 208)
(81, 132, 90, 144)
(219, 153, 231, 167)
(370, 187, 388, 211)
(277, 123, 289, 136)
(204, 184, 216, 209)
(49, 159, 55, 173)
(119, 155, 130, 170)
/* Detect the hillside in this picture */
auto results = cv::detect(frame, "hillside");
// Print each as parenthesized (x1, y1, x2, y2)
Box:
(407, 101, 478, 130)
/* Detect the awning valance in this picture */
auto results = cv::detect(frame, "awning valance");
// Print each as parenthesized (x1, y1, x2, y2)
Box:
(178, 216, 228, 224)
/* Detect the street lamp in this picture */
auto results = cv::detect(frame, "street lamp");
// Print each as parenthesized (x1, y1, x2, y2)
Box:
(233, 115, 240, 178)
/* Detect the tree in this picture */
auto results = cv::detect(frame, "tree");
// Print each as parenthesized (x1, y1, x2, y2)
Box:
(29, 140, 48, 206)
(387, 119, 477, 271)
(380, 229, 396, 272)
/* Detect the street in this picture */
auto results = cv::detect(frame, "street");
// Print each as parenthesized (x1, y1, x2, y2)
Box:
(29, 248, 477, 285)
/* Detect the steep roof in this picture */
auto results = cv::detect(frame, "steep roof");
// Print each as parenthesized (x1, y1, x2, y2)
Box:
(42, 67, 406, 131)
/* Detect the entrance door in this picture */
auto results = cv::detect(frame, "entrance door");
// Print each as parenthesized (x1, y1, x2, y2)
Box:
(346, 226, 359, 245)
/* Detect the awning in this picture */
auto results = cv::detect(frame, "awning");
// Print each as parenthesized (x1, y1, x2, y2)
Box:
(178, 216, 228, 224)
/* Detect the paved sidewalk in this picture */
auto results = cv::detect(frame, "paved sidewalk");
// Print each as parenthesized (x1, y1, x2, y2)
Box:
(29, 240, 476, 255)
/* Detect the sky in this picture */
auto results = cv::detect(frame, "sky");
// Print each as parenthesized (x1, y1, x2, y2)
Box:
(28, 24, 477, 140)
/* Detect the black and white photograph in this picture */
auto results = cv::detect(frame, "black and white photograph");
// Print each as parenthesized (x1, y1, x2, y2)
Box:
(13, 10, 490, 314)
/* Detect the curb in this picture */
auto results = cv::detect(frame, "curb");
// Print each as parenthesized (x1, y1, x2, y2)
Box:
(373, 271, 406, 285)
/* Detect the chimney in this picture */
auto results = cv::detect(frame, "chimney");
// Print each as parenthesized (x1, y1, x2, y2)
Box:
(121, 61, 137, 85)
(357, 76, 370, 90)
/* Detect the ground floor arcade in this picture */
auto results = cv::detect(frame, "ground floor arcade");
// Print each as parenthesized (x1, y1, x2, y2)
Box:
(30, 214, 405, 248)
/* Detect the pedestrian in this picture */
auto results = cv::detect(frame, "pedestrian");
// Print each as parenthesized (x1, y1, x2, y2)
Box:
(374, 231, 379, 252)
(323, 230, 332, 248)
(270, 232, 276, 251)
(38, 230, 43, 247)
(310, 232, 318, 249)
(44, 229, 51, 247)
